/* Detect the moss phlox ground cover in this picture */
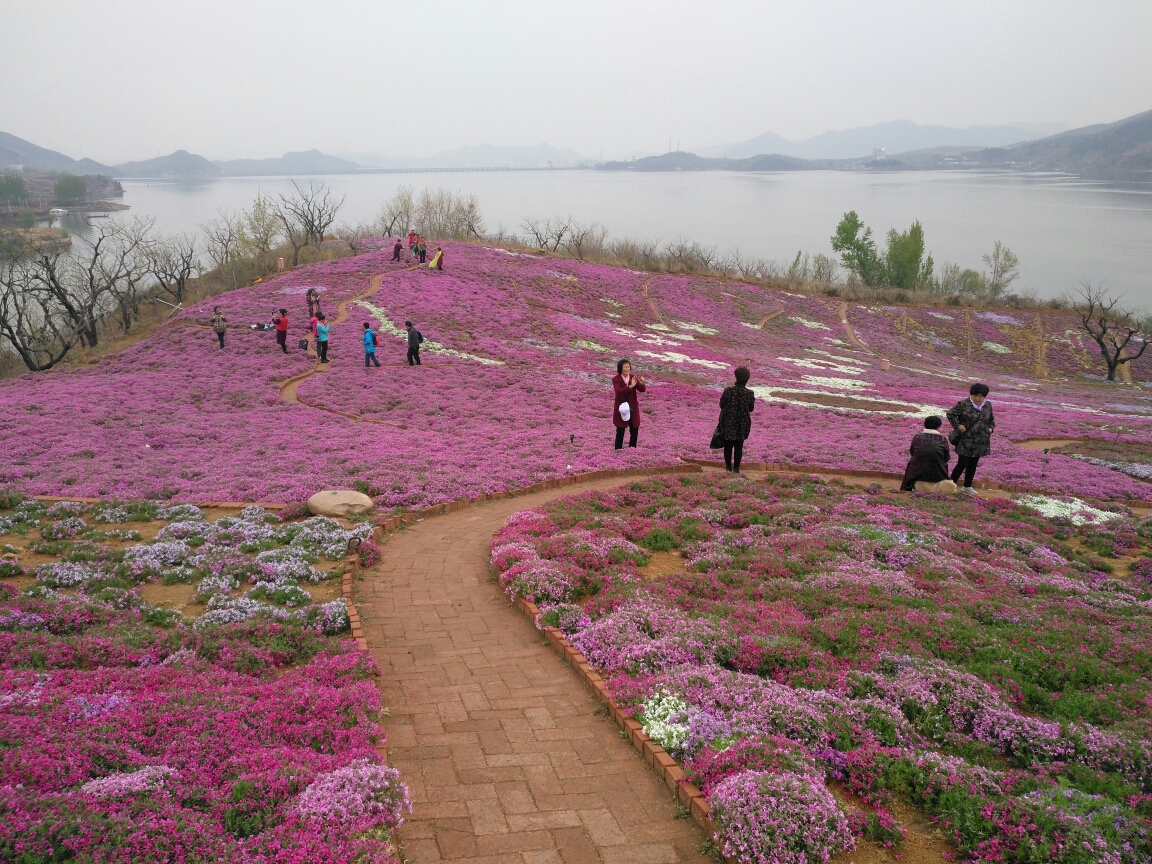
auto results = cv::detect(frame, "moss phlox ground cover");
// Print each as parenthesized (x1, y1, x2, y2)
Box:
(492, 474, 1152, 863)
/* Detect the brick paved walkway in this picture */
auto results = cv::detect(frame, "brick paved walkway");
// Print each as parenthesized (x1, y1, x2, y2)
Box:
(360, 479, 710, 864)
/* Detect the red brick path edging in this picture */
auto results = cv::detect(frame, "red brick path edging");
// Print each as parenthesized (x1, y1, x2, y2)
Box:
(512, 596, 723, 849)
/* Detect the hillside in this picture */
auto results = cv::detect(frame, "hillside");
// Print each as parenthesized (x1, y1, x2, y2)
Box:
(1, 241, 1149, 507)
(971, 108, 1152, 172)
(0, 130, 109, 173)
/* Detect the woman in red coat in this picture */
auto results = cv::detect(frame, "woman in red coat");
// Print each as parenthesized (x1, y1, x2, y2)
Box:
(612, 358, 646, 449)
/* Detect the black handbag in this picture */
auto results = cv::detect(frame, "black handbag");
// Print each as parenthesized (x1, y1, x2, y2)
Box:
(298, 338, 309, 351)
(948, 428, 961, 445)
(710, 424, 724, 449)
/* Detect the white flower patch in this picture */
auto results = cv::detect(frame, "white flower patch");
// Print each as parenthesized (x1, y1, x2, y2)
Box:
(635, 350, 727, 370)
(646, 323, 672, 332)
(644, 326, 693, 340)
(800, 376, 869, 391)
(740, 322, 762, 329)
(546, 270, 577, 282)
(976, 311, 1022, 326)
(788, 316, 831, 330)
(982, 341, 1012, 355)
(1016, 495, 1124, 526)
(777, 357, 864, 376)
(928, 312, 954, 320)
(638, 334, 693, 347)
(675, 321, 718, 335)
(640, 692, 692, 753)
(806, 349, 869, 366)
(606, 313, 621, 319)
(355, 300, 504, 366)
(750, 386, 945, 418)
(598, 297, 623, 307)
(612, 326, 638, 338)
(572, 340, 608, 352)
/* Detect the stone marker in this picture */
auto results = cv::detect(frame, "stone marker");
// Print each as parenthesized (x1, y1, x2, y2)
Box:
(307, 490, 374, 517)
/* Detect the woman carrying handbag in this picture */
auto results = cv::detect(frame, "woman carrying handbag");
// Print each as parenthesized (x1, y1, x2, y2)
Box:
(714, 366, 755, 472)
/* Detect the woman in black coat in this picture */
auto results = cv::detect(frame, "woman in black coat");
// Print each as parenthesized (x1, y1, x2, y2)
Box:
(946, 382, 995, 494)
(900, 415, 951, 491)
(718, 366, 755, 472)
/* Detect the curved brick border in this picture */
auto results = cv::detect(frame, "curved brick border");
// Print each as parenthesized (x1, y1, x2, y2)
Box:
(511, 596, 723, 848)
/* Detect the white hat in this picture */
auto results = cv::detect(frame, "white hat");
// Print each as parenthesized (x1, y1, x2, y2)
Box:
(618, 403, 631, 422)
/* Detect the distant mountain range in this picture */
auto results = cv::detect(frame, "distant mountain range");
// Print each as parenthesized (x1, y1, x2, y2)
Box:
(601, 110, 1152, 174)
(3, 110, 1149, 179)
(694, 120, 1069, 161)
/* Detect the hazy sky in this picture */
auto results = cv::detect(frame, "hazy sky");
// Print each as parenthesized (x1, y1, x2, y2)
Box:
(3, 0, 1151, 163)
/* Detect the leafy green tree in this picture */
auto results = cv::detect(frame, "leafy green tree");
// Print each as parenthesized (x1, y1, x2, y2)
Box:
(53, 174, 87, 203)
(830, 211, 882, 286)
(981, 241, 1020, 298)
(884, 220, 934, 290)
(0, 174, 27, 203)
(18, 208, 35, 230)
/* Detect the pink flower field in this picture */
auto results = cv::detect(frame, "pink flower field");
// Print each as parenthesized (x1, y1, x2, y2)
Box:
(2, 241, 1150, 507)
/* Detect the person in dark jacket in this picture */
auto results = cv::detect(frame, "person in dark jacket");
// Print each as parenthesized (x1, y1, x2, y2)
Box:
(718, 366, 755, 472)
(947, 383, 995, 494)
(391, 239, 402, 262)
(612, 358, 646, 449)
(900, 416, 954, 492)
(405, 320, 422, 366)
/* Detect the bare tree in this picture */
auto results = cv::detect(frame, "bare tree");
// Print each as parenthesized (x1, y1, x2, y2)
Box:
(336, 220, 374, 255)
(0, 256, 80, 371)
(564, 221, 605, 260)
(1069, 281, 1149, 381)
(201, 209, 242, 286)
(376, 186, 415, 236)
(277, 180, 345, 248)
(520, 217, 549, 249)
(268, 197, 310, 269)
(413, 189, 485, 239)
(148, 233, 201, 305)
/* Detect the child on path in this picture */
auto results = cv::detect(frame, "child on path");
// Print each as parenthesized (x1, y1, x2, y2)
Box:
(363, 322, 381, 369)
(211, 306, 227, 349)
(316, 314, 330, 363)
(274, 309, 289, 353)
(405, 320, 423, 366)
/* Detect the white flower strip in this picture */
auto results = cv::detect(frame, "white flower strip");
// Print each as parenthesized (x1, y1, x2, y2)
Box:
(788, 316, 831, 330)
(1015, 495, 1123, 525)
(634, 350, 728, 370)
(777, 356, 864, 376)
(800, 375, 869, 391)
(983, 341, 1012, 354)
(355, 300, 504, 366)
(675, 321, 718, 335)
(750, 386, 946, 418)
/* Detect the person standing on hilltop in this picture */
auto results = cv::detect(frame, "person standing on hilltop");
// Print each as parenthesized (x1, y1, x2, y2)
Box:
(612, 359, 646, 449)
(211, 306, 227, 349)
(947, 383, 995, 494)
(392, 238, 402, 262)
(274, 309, 289, 354)
(362, 321, 381, 370)
(405, 320, 423, 366)
(718, 366, 755, 472)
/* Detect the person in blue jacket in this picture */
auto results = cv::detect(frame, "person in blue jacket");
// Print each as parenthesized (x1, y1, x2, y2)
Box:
(362, 322, 381, 369)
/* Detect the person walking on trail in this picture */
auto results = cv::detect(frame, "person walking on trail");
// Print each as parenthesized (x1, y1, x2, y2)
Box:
(274, 309, 289, 353)
(717, 366, 755, 472)
(900, 416, 955, 492)
(612, 358, 646, 449)
(211, 306, 227, 349)
(429, 246, 444, 270)
(362, 321, 381, 369)
(947, 383, 995, 494)
(392, 238, 403, 262)
(405, 320, 423, 366)
(316, 314, 330, 363)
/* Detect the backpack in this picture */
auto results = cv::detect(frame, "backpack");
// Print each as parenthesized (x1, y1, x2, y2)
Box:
(371, 331, 378, 347)
(417, 330, 425, 344)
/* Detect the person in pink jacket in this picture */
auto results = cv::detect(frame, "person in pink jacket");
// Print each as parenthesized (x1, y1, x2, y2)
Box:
(612, 358, 646, 449)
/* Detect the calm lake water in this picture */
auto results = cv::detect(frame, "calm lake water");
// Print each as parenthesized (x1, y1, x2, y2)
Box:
(105, 170, 1152, 307)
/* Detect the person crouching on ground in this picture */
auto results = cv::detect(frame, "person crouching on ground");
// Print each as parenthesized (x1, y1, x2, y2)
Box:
(274, 308, 289, 353)
(719, 366, 755, 472)
(900, 416, 955, 492)
(947, 383, 995, 494)
(612, 359, 645, 449)
(362, 321, 381, 369)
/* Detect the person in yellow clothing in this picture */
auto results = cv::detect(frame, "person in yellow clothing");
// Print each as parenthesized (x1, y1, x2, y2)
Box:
(428, 246, 443, 270)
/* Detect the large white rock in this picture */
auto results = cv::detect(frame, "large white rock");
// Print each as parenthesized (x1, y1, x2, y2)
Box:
(307, 490, 374, 517)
